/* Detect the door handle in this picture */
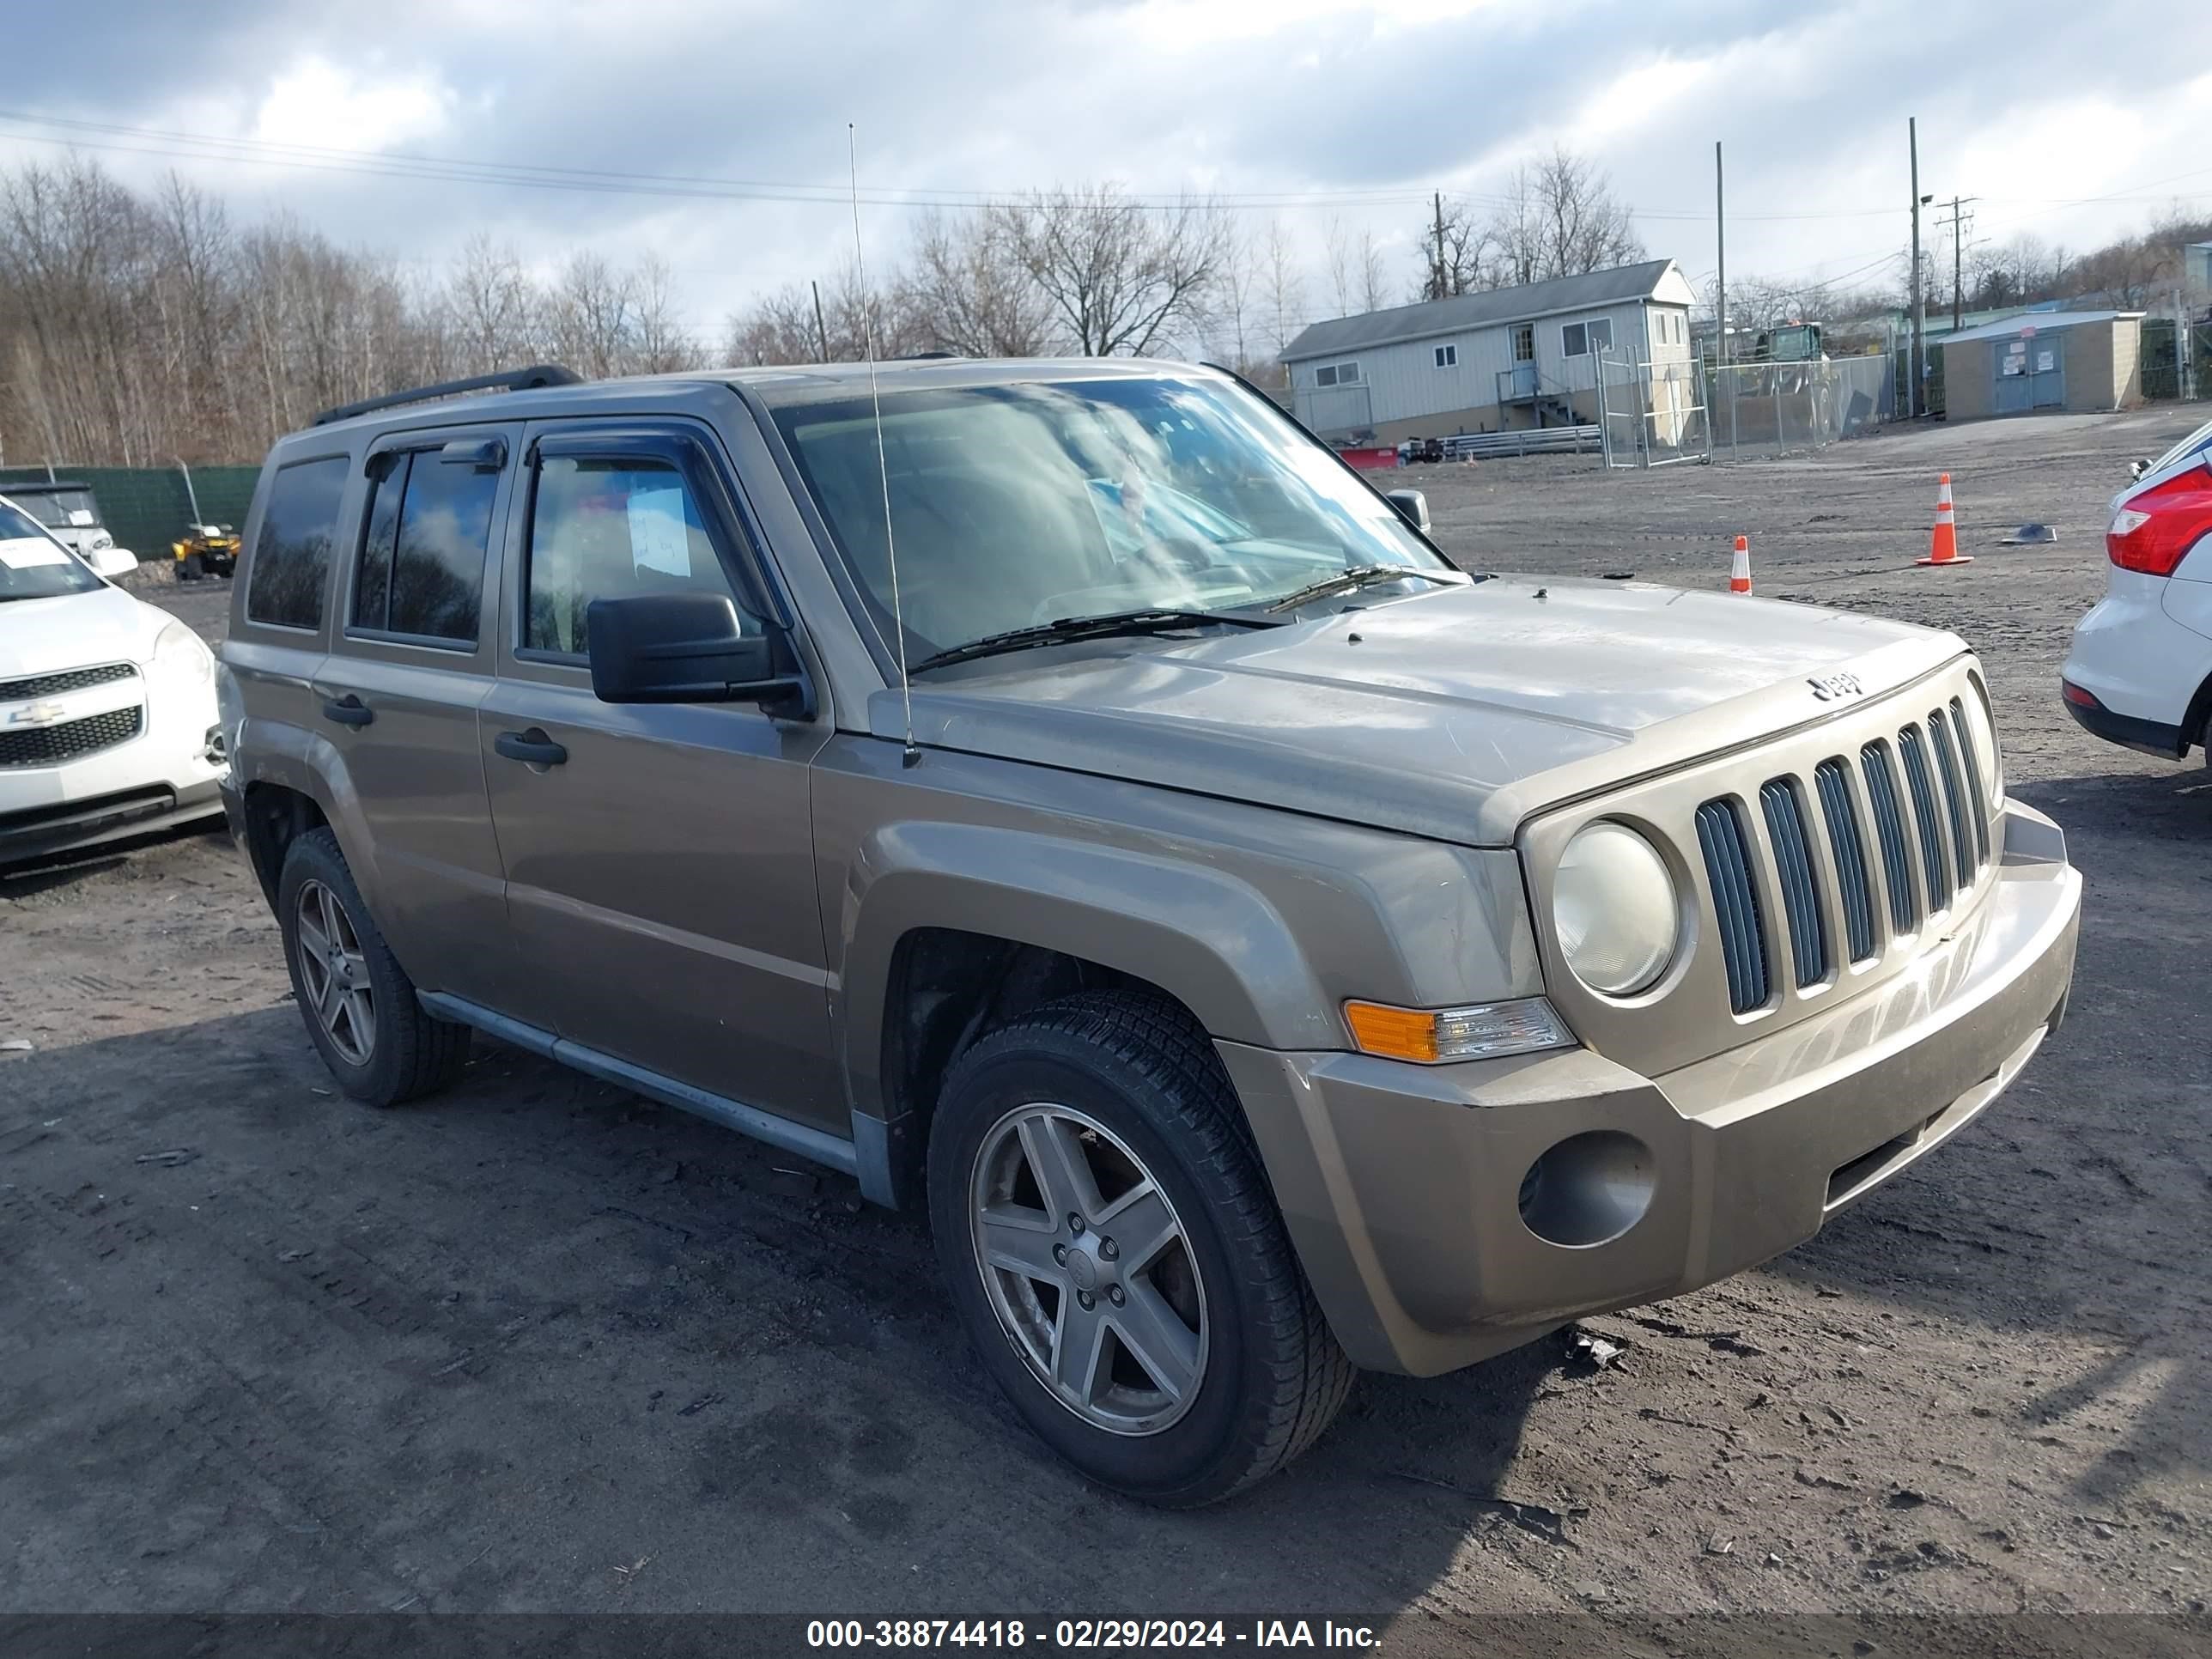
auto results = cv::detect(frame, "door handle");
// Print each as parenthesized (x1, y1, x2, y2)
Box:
(320, 695, 374, 728)
(495, 729, 568, 767)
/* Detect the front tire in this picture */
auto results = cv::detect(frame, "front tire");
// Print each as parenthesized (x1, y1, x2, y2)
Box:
(276, 828, 471, 1107)
(927, 990, 1352, 1506)
(180, 552, 205, 581)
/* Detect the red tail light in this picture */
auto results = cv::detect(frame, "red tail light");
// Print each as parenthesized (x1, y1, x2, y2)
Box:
(2109, 465, 2212, 576)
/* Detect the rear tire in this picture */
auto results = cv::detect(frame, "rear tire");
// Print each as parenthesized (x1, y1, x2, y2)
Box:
(276, 828, 471, 1107)
(927, 989, 1353, 1506)
(181, 552, 205, 581)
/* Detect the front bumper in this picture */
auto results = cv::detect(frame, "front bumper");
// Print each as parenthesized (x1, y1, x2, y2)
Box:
(0, 678, 227, 865)
(0, 779, 223, 862)
(1218, 799, 2081, 1376)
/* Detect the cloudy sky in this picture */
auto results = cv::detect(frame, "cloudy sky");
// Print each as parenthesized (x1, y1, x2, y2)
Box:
(5, 0, 2210, 343)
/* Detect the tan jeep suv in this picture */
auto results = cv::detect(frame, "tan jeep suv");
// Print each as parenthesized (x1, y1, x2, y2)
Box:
(218, 359, 2080, 1505)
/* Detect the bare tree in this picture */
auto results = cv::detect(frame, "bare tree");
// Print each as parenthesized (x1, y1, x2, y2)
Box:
(1530, 147, 1643, 277)
(1415, 198, 1491, 301)
(1425, 147, 1644, 295)
(1206, 216, 1261, 374)
(1262, 217, 1304, 369)
(1356, 228, 1389, 313)
(721, 284, 824, 367)
(1324, 215, 1354, 316)
(630, 252, 694, 373)
(997, 185, 1226, 356)
(447, 234, 540, 375)
(902, 209, 1054, 357)
(547, 252, 635, 380)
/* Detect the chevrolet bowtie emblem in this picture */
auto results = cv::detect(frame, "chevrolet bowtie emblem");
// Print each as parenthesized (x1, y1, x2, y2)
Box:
(6, 700, 69, 727)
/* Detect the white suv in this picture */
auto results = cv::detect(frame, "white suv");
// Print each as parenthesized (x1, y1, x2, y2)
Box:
(2062, 416, 2212, 760)
(0, 493, 225, 863)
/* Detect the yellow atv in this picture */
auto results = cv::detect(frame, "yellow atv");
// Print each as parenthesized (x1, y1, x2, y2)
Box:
(173, 523, 240, 581)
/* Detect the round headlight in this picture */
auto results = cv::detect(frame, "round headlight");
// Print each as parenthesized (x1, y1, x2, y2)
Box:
(1553, 822, 1680, 996)
(153, 618, 214, 684)
(1962, 688, 2002, 801)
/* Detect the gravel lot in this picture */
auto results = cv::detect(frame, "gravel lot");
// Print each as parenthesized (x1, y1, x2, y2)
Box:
(4, 410, 2209, 1637)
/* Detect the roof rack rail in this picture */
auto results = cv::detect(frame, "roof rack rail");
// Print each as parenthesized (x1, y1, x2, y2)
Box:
(310, 364, 582, 428)
(895, 350, 963, 361)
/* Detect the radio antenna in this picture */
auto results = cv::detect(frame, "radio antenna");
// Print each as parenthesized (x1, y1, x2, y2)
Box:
(848, 122, 920, 769)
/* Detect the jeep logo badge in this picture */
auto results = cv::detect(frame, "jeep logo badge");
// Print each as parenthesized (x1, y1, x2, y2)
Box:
(1807, 672, 1863, 702)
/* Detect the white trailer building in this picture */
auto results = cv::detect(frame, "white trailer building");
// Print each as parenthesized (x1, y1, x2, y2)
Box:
(1279, 258, 1698, 442)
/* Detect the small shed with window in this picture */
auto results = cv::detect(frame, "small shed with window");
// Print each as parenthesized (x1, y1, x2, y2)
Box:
(1279, 258, 1697, 441)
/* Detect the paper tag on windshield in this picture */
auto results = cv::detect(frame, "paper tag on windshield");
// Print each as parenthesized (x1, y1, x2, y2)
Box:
(0, 541, 70, 569)
(629, 485, 693, 578)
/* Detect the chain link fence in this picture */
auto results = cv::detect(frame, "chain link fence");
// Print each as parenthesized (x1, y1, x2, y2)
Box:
(1705, 356, 1893, 460)
(1594, 355, 1710, 469)
(2140, 317, 2212, 403)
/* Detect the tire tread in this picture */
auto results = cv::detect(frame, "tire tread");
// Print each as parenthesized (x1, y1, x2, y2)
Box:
(952, 988, 1353, 1505)
(283, 828, 471, 1107)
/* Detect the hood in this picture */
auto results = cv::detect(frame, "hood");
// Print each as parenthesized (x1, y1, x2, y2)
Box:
(875, 577, 1964, 845)
(0, 584, 165, 680)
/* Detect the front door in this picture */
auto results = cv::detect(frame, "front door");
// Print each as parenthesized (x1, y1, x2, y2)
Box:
(479, 418, 842, 1133)
(310, 422, 521, 1012)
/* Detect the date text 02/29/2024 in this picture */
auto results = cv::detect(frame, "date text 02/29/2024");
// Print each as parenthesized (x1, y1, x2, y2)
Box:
(805, 1620, 1382, 1650)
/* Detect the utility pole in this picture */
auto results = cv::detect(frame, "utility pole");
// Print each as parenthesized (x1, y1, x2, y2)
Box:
(1909, 118, 1928, 418)
(1432, 191, 1448, 300)
(2179, 287, 2194, 402)
(1936, 195, 1979, 331)
(1716, 140, 1732, 453)
(811, 279, 831, 364)
(1714, 141, 1727, 368)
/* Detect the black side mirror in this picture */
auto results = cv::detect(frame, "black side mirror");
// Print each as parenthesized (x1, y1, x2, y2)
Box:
(1386, 488, 1431, 533)
(586, 593, 811, 717)
(2130, 458, 2151, 481)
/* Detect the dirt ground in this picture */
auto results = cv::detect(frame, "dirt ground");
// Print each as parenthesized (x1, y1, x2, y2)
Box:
(4, 410, 2209, 1638)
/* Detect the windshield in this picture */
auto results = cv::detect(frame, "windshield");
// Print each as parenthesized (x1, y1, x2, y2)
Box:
(9, 489, 99, 528)
(771, 375, 1446, 659)
(0, 501, 106, 600)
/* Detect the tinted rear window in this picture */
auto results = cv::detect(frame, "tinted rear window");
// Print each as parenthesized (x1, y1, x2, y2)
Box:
(246, 456, 349, 630)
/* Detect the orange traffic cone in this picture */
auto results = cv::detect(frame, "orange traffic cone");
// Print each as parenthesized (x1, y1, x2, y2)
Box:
(1729, 534, 1752, 594)
(1917, 473, 1972, 567)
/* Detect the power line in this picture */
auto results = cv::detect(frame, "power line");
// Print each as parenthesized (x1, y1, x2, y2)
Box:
(0, 106, 1938, 223)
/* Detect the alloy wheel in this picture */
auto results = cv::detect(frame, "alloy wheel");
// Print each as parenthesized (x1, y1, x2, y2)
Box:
(294, 878, 375, 1066)
(969, 1103, 1209, 1436)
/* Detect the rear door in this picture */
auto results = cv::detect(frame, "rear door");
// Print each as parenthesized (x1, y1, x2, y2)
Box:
(309, 422, 522, 1009)
(480, 418, 842, 1132)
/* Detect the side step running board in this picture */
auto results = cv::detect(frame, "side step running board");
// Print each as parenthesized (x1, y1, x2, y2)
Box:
(416, 990, 859, 1180)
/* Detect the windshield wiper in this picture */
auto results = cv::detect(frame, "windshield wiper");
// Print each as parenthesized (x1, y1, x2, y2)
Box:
(908, 609, 1279, 675)
(1264, 563, 1458, 613)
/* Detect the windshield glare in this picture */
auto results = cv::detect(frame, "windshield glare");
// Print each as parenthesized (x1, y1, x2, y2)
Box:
(773, 377, 1446, 659)
(0, 501, 106, 600)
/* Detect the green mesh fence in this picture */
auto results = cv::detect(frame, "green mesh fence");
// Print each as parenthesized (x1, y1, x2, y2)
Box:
(0, 464, 262, 562)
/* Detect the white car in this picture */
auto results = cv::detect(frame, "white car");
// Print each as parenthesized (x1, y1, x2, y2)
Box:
(1, 492, 226, 864)
(2062, 415, 2212, 761)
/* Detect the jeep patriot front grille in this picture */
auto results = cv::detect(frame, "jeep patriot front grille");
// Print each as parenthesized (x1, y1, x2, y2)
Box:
(1693, 691, 1996, 1012)
(1528, 665, 2004, 1075)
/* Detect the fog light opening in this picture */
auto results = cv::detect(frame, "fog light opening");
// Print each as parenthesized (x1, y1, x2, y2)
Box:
(1516, 1130, 1655, 1249)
